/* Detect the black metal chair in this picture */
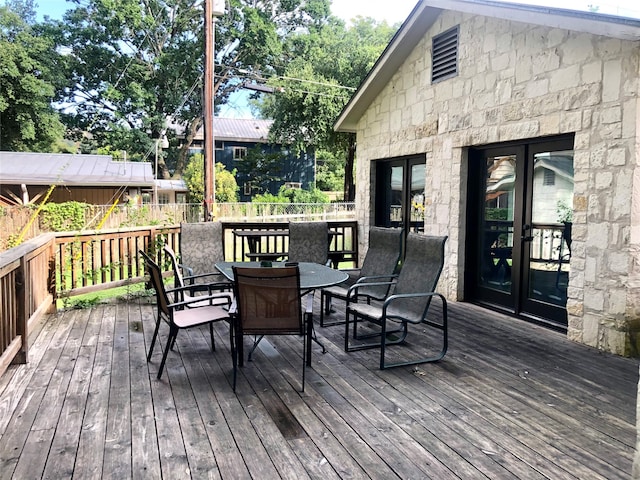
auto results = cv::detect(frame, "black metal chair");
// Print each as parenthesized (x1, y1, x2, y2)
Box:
(320, 227, 403, 327)
(344, 234, 448, 369)
(140, 250, 232, 379)
(230, 266, 312, 392)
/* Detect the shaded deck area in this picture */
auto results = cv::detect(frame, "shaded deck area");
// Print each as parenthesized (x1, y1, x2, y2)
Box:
(0, 294, 636, 479)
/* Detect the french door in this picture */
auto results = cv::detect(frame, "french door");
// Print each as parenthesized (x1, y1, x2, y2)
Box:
(466, 136, 574, 328)
(374, 156, 426, 233)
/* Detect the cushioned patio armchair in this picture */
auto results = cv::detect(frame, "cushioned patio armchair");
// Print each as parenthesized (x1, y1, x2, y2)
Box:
(230, 266, 312, 392)
(140, 250, 232, 380)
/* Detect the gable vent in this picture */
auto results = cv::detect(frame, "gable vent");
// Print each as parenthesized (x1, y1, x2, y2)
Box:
(431, 26, 459, 83)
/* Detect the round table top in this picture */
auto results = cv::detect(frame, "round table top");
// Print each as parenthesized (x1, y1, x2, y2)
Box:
(215, 261, 348, 290)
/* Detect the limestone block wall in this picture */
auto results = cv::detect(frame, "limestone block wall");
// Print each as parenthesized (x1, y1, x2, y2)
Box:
(353, 11, 640, 355)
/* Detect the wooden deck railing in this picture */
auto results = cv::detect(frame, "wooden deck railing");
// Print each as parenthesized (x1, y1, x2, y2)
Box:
(54, 225, 181, 297)
(221, 220, 358, 266)
(0, 234, 56, 377)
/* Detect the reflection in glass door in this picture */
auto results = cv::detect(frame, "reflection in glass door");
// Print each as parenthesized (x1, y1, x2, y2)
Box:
(467, 136, 574, 328)
(522, 149, 574, 316)
(375, 157, 426, 233)
(479, 155, 516, 295)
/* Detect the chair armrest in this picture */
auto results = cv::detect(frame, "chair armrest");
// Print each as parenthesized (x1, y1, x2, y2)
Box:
(183, 271, 228, 283)
(355, 273, 399, 284)
(346, 280, 395, 297)
(381, 291, 447, 323)
(168, 291, 233, 309)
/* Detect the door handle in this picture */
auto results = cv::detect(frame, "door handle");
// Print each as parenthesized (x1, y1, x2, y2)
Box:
(522, 224, 533, 242)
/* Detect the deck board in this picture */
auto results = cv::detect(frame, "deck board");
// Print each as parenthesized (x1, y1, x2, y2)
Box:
(0, 294, 636, 479)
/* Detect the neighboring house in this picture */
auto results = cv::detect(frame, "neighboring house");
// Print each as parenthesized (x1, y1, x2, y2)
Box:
(155, 179, 189, 205)
(334, 0, 640, 356)
(185, 117, 315, 201)
(0, 152, 180, 206)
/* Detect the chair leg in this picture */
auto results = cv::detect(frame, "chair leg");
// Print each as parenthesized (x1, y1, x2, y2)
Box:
(147, 317, 161, 362)
(158, 325, 178, 379)
(209, 323, 216, 352)
(380, 295, 448, 369)
(231, 320, 238, 391)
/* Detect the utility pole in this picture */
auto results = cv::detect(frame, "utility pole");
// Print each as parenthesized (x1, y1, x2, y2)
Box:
(203, 0, 215, 220)
(204, 0, 225, 220)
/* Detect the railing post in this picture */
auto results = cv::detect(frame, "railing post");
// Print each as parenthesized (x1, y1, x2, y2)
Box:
(13, 258, 28, 364)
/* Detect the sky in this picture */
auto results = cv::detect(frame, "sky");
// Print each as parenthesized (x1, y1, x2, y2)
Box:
(33, 0, 640, 23)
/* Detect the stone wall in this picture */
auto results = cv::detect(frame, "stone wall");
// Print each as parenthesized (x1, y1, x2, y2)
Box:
(353, 11, 640, 355)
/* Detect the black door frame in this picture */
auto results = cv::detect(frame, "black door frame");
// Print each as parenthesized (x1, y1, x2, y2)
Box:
(374, 155, 425, 233)
(465, 135, 574, 329)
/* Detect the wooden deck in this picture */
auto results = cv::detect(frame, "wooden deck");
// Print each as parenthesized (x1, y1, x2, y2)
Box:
(0, 294, 636, 479)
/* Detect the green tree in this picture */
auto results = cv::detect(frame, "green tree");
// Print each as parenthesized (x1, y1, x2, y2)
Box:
(0, 0, 65, 151)
(315, 149, 344, 192)
(183, 153, 238, 204)
(51, 0, 331, 176)
(259, 17, 395, 200)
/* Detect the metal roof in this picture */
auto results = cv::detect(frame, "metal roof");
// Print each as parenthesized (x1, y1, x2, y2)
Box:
(156, 179, 188, 192)
(334, 0, 640, 132)
(173, 117, 274, 143)
(0, 152, 155, 187)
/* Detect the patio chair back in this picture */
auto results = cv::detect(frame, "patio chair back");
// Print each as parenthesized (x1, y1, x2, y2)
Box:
(180, 221, 225, 275)
(356, 226, 403, 299)
(389, 233, 448, 323)
(287, 221, 329, 265)
(231, 266, 309, 391)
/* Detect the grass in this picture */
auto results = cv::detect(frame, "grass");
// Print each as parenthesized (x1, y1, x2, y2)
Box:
(57, 281, 151, 310)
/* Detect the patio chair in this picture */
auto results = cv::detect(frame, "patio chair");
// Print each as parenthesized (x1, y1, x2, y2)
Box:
(320, 227, 403, 327)
(180, 221, 232, 291)
(287, 221, 330, 266)
(164, 245, 232, 307)
(140, 250, 232, 380)
(344, 234, 448, 369)
(230, 266, 312, 392)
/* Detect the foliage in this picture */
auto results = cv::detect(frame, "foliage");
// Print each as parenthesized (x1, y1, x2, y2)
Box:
(315, 149, 344, 192)
(48, 0, 332, 177)
(215, 161, 240, 202)
(556, 201, 573, 223)
(183, 153, 238, 204)
(253, 185, 329, 204)
(0, 0, 65, 151)
(258, 17, 396, 199)
(485, 208, 509, 221)
(236, 146, 285, 195)
(39, 201, 89, 231)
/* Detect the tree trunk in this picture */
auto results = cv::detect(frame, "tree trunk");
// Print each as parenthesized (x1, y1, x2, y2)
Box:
(344, 134, 356, 202)
(174, 116, 203, 177)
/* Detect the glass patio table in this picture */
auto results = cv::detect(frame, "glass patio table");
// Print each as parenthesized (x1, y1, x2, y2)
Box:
(215, 261, 349, 365)
(215, 261, 349, 291)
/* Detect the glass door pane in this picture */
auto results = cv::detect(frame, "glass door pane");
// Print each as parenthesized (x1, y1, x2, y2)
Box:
(389, 165, 404, 228)
(410, 163, 426, 232)
(526, 150, 574, 307)
(480, 155, 516, 293)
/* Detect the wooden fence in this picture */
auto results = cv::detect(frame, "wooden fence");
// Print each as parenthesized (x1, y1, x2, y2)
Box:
(0, 234, 56, 377)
